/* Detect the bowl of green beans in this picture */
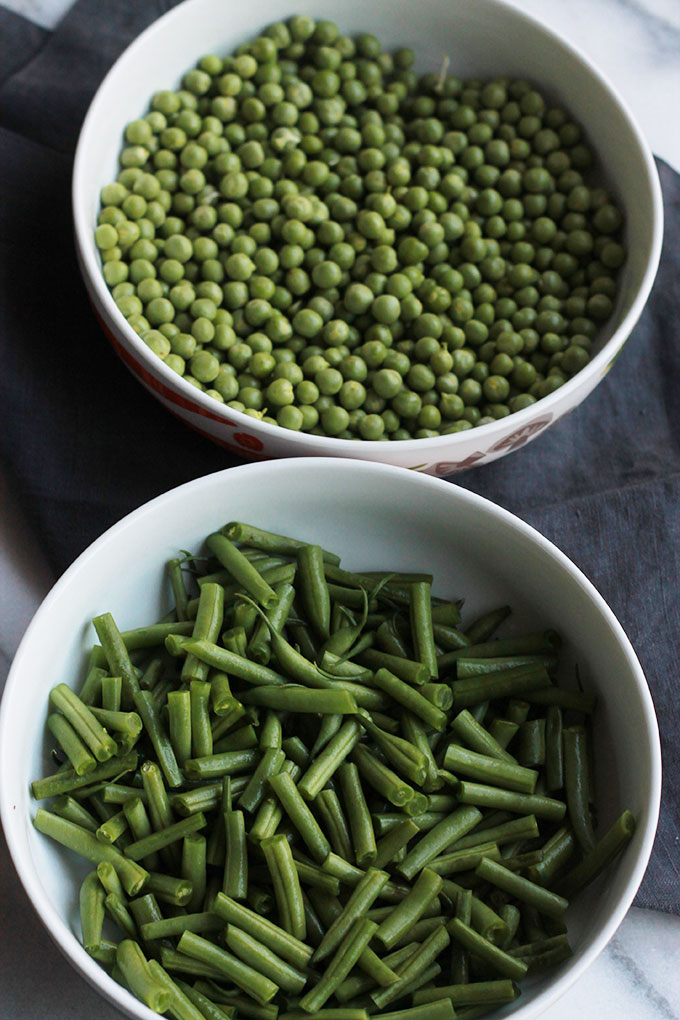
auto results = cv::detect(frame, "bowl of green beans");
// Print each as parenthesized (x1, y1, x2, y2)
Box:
(72, 0, 662, 472)
(0, 458, 661, 1020)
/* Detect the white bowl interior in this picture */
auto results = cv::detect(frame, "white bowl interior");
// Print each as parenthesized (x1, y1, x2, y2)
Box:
(0, 459, 660, 1020)
(73, 0, 662, 458)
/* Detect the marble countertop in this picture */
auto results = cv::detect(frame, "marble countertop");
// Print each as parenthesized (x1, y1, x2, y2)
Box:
(1, 0, 679, 1018)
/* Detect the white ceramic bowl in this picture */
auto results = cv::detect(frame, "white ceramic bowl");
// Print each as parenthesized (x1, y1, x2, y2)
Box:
(0, 459, 661, 1020)
(73, 0, 663, 475)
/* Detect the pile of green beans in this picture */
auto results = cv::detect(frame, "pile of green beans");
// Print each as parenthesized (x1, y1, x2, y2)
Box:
(96, 14, 625, 440)
(32, 521, 635, 1019)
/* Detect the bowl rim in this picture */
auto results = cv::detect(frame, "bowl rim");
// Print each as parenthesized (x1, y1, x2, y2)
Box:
(72, 0, 664, 454)
(0, 456, 662, 1020)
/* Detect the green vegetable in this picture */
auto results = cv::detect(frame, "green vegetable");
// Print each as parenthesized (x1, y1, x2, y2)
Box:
(31, 514, 635, 1018)
(96, 17, 625, 440)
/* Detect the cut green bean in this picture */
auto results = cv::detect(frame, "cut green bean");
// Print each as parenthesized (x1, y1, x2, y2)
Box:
(371, 923, 450, 1009)
(261, 835, 307, 941)
(338, 762, 377, 867)
(298, 721, 361, 801)
(211, 892, 313, 970)
(178, 930, 279, 1005)
(410, 581, 439, 678)
(125, 811, 206, 861)
(313, 867, 389, 964)
(49, 685, 117, 762)
(47, 714, 97, 776)
(133, 690, 182, 789)
(563, 725, 596, 853)
(222, 522, 340, 566)
(447, 918, 527, 982)
(168, 690, 192, 767)
(241, 685, 358, 715)
(376, 867, 443, 949)
(182, 833, 207, 913)
(268, 771, 331, 864)
(414, 979, 519, 1008)
(429, 841, 502, 876)
(475, 857, 568, 919)
(116, 940, 171, 1013)
(444, 743, 538, 794)
(372, 668, 446, 730)
(556, 810, 636, 898)
(224, 809, 248, 899)
(398, 806, 482, 881)
(451, 709, 517, 764)
(351, 744, 415, 808)
(455, 782, 566, 822)
(226, 924, 307, 995)
(297, 544, 331, 639)
(301, 918, 378, 1013)
(34, 809, 148, 895)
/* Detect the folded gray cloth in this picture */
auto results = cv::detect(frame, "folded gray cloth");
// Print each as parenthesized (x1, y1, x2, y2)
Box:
(0, 0, 677, 912)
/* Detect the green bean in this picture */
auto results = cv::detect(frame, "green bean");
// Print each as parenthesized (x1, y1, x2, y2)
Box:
(116, 940, 170, 1013)
(465, 606, 512, 644)
(378, 1002, 455, 1020)
(351, 743, 415, 808)
(281, 1012, 369, 1020)
(315, 790, 354, 862)
(92, 614, 143, 706)
(168, 690, 192, 766)
(96, 808, 128, 845)
(49, 685, 118, 762)
(89, 706, 142, 740)
(447, 918, 527, 982)
(298, 721, 361, 801)
(101, 675, 122, 712)
(225, 925, 307, 995)
(376, 867, 443, 949)
(211, 893, 313, 970)
(181, 582, 225, 686)
(455, 782, 566, 822)
(456, 654, 558, 678)
(223, 809, 248, 899)
(249, 582, 297, 665)
(375, 618, 411, 658)
(488, 718, 520, 750)
(293, 856, 342, 896)
(133, 690, 183, 788)
(207, 532, 278, 610)
(301, 917, 378, 1013)
(160, 946, 225, 980)
(357, 714, 427, 787)
(527, 827, 576, 888)
(313, 867, 389, 964)
(517, 719, 546, 767)
(373, 819, 420, 871)
(476, 857, 568, 919)
(563, 725, 597, 852)
(140, 658, 164, 691)
(33, 809, 148, 896)
(167, 558, 190, 622)
(309, 713, 344, 757)
(335, 943, 417, 1003)
(124, 812, 205, 861)
(437, 632, 559, 671)
(371, 923, 450, 1009)
(429, 841, 501, 876)
(320, 652, 373, 682)
(268, 771, 331, 864)
(523, 687, 597, 712)
(53, 794, 99, 832)
(148, 961, 212, 1020)
(145, 871, 193, 906)
(222, 522, 340, 566)
(451, 709, 518, 764)
(398, 806, 482, 881)
(140, 914, 222, 946)
(440, 880, 510, 945)
(123, 796, 159, 870)
(451, 664, 552, 709)
(357, 649, 428, 687)
(175, 981, 236, 1020)
(410, 581, 439, 678)
(184, 748, 259, 780)
(213, 716, 255, 748)
(80, 871, 106, 953)
(556, 811, 636, 898)
(184, 639, 286, 687)
(422, 683, 453, 710)
(443, 744, 538, 794)
(105, 891, 138, 939)
(178, 931, 279, 1005)
(297, 544, 331, 639)
(372, 668, 446, 730)
(87, 940, 118, 967)
(237, 747, 283, 814)
(544, 706, 564, 792)
(401, 714, 442, 791)
(337, 762, 377, 867)
(182, 833, 207, 912)
(261, 834, 306, 941)
(241, 685, 358, 715)
(414, 979, 519, 1008)
(47, 714, 97, 776)
(79, 665, 107, 705)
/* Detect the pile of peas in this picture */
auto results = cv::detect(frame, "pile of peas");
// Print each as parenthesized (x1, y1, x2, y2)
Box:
(95, 15, 625, 441)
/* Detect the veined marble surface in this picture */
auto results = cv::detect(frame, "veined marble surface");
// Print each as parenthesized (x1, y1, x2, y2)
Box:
(1, 0, 679, 1018)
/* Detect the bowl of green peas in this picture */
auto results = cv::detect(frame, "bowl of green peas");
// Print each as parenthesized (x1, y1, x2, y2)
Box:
(73, 0, 662, 469)
(0, 458, 661, 1020)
